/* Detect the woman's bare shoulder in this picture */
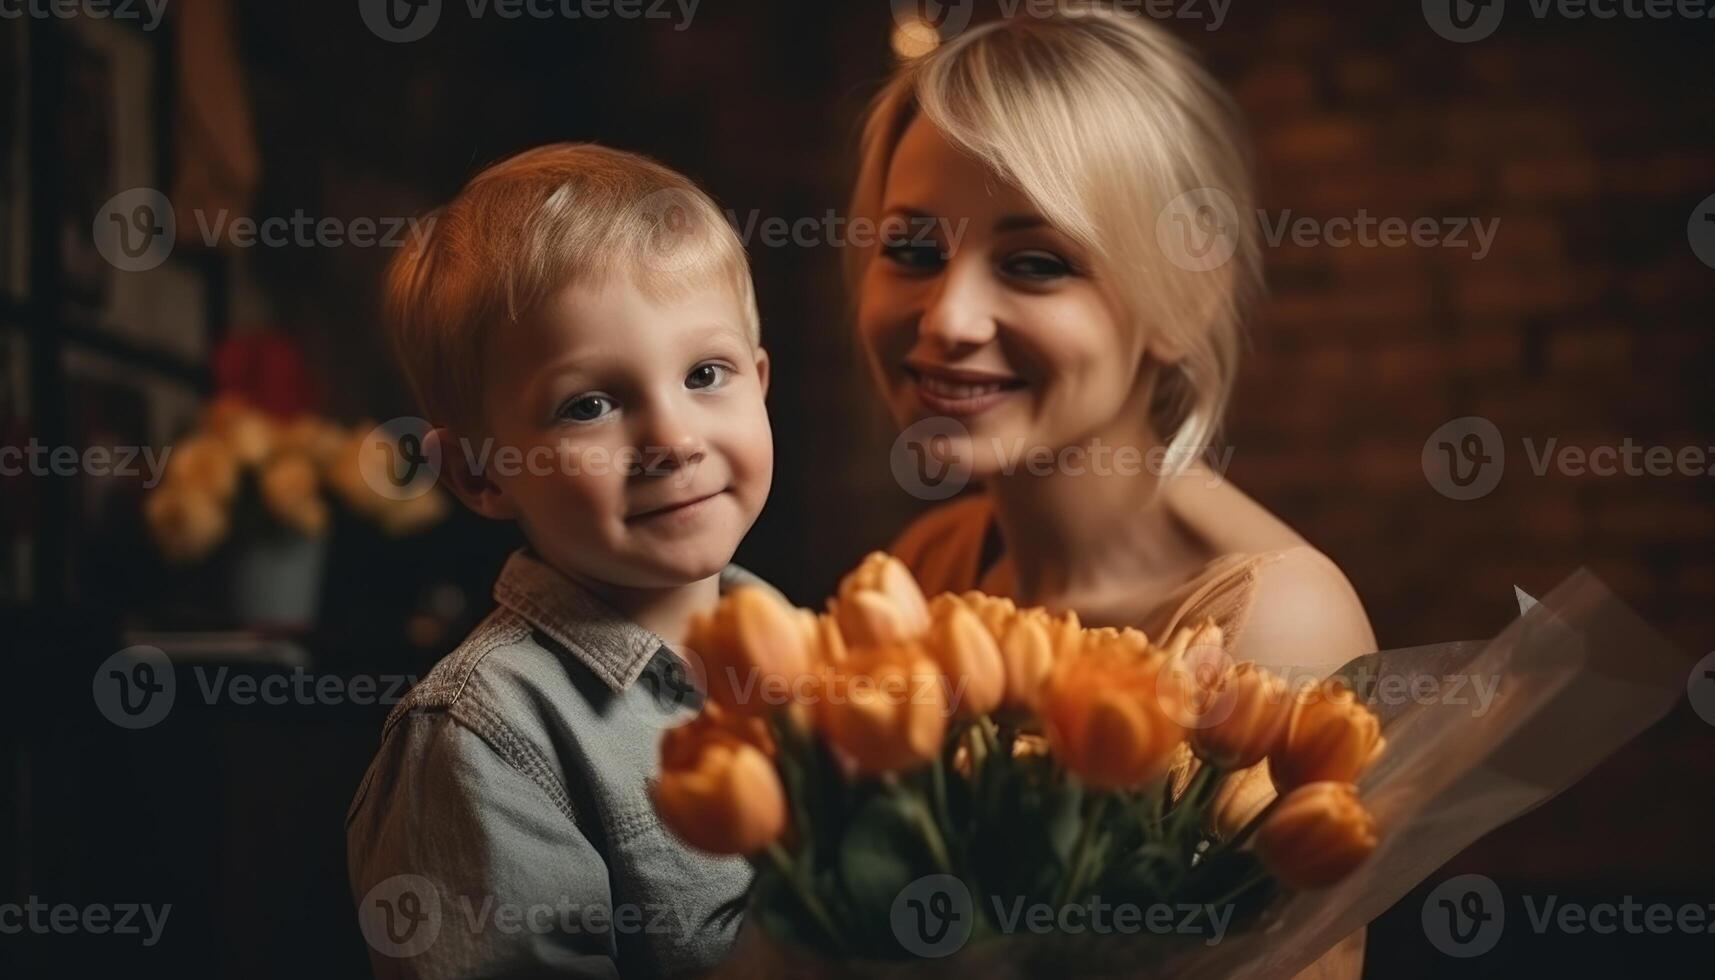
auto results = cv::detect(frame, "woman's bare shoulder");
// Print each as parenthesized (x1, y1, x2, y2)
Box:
(1235, 546, 1378, 678)
(1165, 469, 1375, 675)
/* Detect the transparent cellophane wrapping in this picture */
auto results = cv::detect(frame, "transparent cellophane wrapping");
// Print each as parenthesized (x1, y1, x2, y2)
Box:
(715, 569, 1689, 979)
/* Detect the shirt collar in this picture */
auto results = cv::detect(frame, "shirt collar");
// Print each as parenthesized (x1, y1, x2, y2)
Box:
(491, 548, 780, 694)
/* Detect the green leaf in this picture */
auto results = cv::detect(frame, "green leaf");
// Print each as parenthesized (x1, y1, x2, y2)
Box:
(1044, 778, 1086, 864)
(750, 867, 815, 950)
(1092, 843, 1181, 906)
(838, 791, 933, 952)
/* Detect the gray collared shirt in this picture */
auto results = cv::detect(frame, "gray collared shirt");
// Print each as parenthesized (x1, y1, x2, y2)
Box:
(346, 550, 776, 979)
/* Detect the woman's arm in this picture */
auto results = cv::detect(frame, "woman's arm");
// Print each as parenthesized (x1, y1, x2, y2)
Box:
(1291, 928, 1367, 980)
(1231, 547, 1376, 979)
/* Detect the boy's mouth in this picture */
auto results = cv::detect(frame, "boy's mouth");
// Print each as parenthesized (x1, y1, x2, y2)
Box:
(626, 489, 726, 523)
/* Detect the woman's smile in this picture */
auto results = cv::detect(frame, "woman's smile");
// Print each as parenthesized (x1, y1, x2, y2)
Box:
(904, 360, 1028, 418)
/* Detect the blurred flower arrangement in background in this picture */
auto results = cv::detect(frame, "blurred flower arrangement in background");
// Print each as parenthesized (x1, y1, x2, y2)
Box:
(138, 332, 449, 630)
(142, 393, 448, 563)
(143, 333, 448, 564)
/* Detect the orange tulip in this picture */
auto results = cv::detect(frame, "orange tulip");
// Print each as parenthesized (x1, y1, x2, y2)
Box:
(203, 394, 276, 465)
(959, 591, 1017, 638)
(163, 433, 239, 501)
(831, 552, 931, 646)
(1190, 662, 1293, 770)
(817, 644, 947, 775)
(143, 486, 229, 564)
(1204, 759, 1277, 841)
(660, 701, 774, 766)
(997, 615, 1054, 710)
(795, 608, 848, 667)
(686, 587, 814, 717)
(259, 452, 329, 536)
(1157, 620, 1233, 728)
(1254, 781, 1377, 889)
(1166, 742, 1197, 802)
(926, 595, 1004, 718)
(277, 415, 347, 467)
(1083, 625, 1152, 659)
(1271, 678, 1382, 792)
(1042, 650, 1185, 790)
(652, 736, 786, 855)
(1047, 608, 1085, 654)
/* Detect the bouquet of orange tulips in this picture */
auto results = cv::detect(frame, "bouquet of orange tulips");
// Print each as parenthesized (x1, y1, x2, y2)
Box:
(652, 552, 1390, 972)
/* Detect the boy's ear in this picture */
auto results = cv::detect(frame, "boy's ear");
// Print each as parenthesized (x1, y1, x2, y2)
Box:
(754, 346, 771, 398)
(432, 426, 516, 520)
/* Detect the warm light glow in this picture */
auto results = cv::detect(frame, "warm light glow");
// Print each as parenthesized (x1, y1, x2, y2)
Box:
(891, 18, 941, 60)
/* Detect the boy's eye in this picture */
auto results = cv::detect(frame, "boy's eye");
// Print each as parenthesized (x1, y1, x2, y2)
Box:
(1000, 249, 1074, 281)
(686, 363, 731, 390)
(557, 394, 614, 423)
(880, 241, 947, 271)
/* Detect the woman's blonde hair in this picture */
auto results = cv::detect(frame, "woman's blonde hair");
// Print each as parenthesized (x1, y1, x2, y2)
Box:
(385, 142, 759, 431)
(847, 1, 1261, 473)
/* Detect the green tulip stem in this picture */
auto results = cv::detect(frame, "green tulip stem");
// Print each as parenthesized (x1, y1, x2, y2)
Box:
(765, 841, 849, 955)
(965, 721, 989, 780)
(989, 717, 1010, 759)
(769, 712, 818, 858)
(888, 777, 956, 877)
(1056, 793, 1111, 909)
(1170, 763, 1220, 843)
(1204, 866, 1270, 916)
(931, 753, 953, 844)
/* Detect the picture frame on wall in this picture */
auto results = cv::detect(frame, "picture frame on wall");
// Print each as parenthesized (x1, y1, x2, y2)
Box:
(1, 19, 28, 302)
(56, 15, 208, 368)
(57, 21, 118, 309)
(60, 344, 201, 610)
(0, 327, 33, 604)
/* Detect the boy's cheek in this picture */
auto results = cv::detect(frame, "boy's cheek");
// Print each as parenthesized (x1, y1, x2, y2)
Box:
(726, 423, 775, 516)
(504, 464, 624, 527)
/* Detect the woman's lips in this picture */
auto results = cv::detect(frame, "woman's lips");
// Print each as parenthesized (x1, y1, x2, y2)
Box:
(906, 367, 1026, 418)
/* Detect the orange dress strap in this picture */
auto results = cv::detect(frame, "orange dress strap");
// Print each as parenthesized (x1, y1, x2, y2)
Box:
(887, 492, 1299, 650)
(885, 493, 995, 599)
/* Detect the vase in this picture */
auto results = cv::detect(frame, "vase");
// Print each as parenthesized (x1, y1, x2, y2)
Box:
(228, 530, 328, 630)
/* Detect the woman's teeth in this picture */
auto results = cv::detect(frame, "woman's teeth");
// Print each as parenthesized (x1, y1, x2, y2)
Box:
(917, 375, 1012, 399)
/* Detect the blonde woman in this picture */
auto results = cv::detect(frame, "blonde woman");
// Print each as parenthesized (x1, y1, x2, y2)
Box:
(851, 4, 1373, 975)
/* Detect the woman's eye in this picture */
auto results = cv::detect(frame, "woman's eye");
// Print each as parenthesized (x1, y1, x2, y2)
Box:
(687, 363, 731, 390)
(1000, 249, 1073, 281)
(557, 394, 614, 423)
(880, 241, 946, 271)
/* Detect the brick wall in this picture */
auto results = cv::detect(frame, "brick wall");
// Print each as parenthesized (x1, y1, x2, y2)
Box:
(1206, 8, 1713, 657)
(1192, 5, 1715, 906)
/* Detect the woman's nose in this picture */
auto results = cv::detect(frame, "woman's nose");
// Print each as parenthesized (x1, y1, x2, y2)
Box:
(917, 258, 998, 351)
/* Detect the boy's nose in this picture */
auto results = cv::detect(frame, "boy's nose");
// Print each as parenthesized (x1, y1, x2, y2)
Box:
(650, 437, 706, 474)
(635, 408, 707, 477)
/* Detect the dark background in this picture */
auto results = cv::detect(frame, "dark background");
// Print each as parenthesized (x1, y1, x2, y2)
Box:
(2, 0, 1712, 976)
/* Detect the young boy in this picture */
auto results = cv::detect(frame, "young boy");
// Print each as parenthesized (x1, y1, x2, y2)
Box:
(346, 144, 777, 979)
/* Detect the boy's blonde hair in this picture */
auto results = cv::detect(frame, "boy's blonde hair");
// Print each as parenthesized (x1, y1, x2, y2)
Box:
(848, 2, 1261, 473)
(385, 143, 760, 430)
